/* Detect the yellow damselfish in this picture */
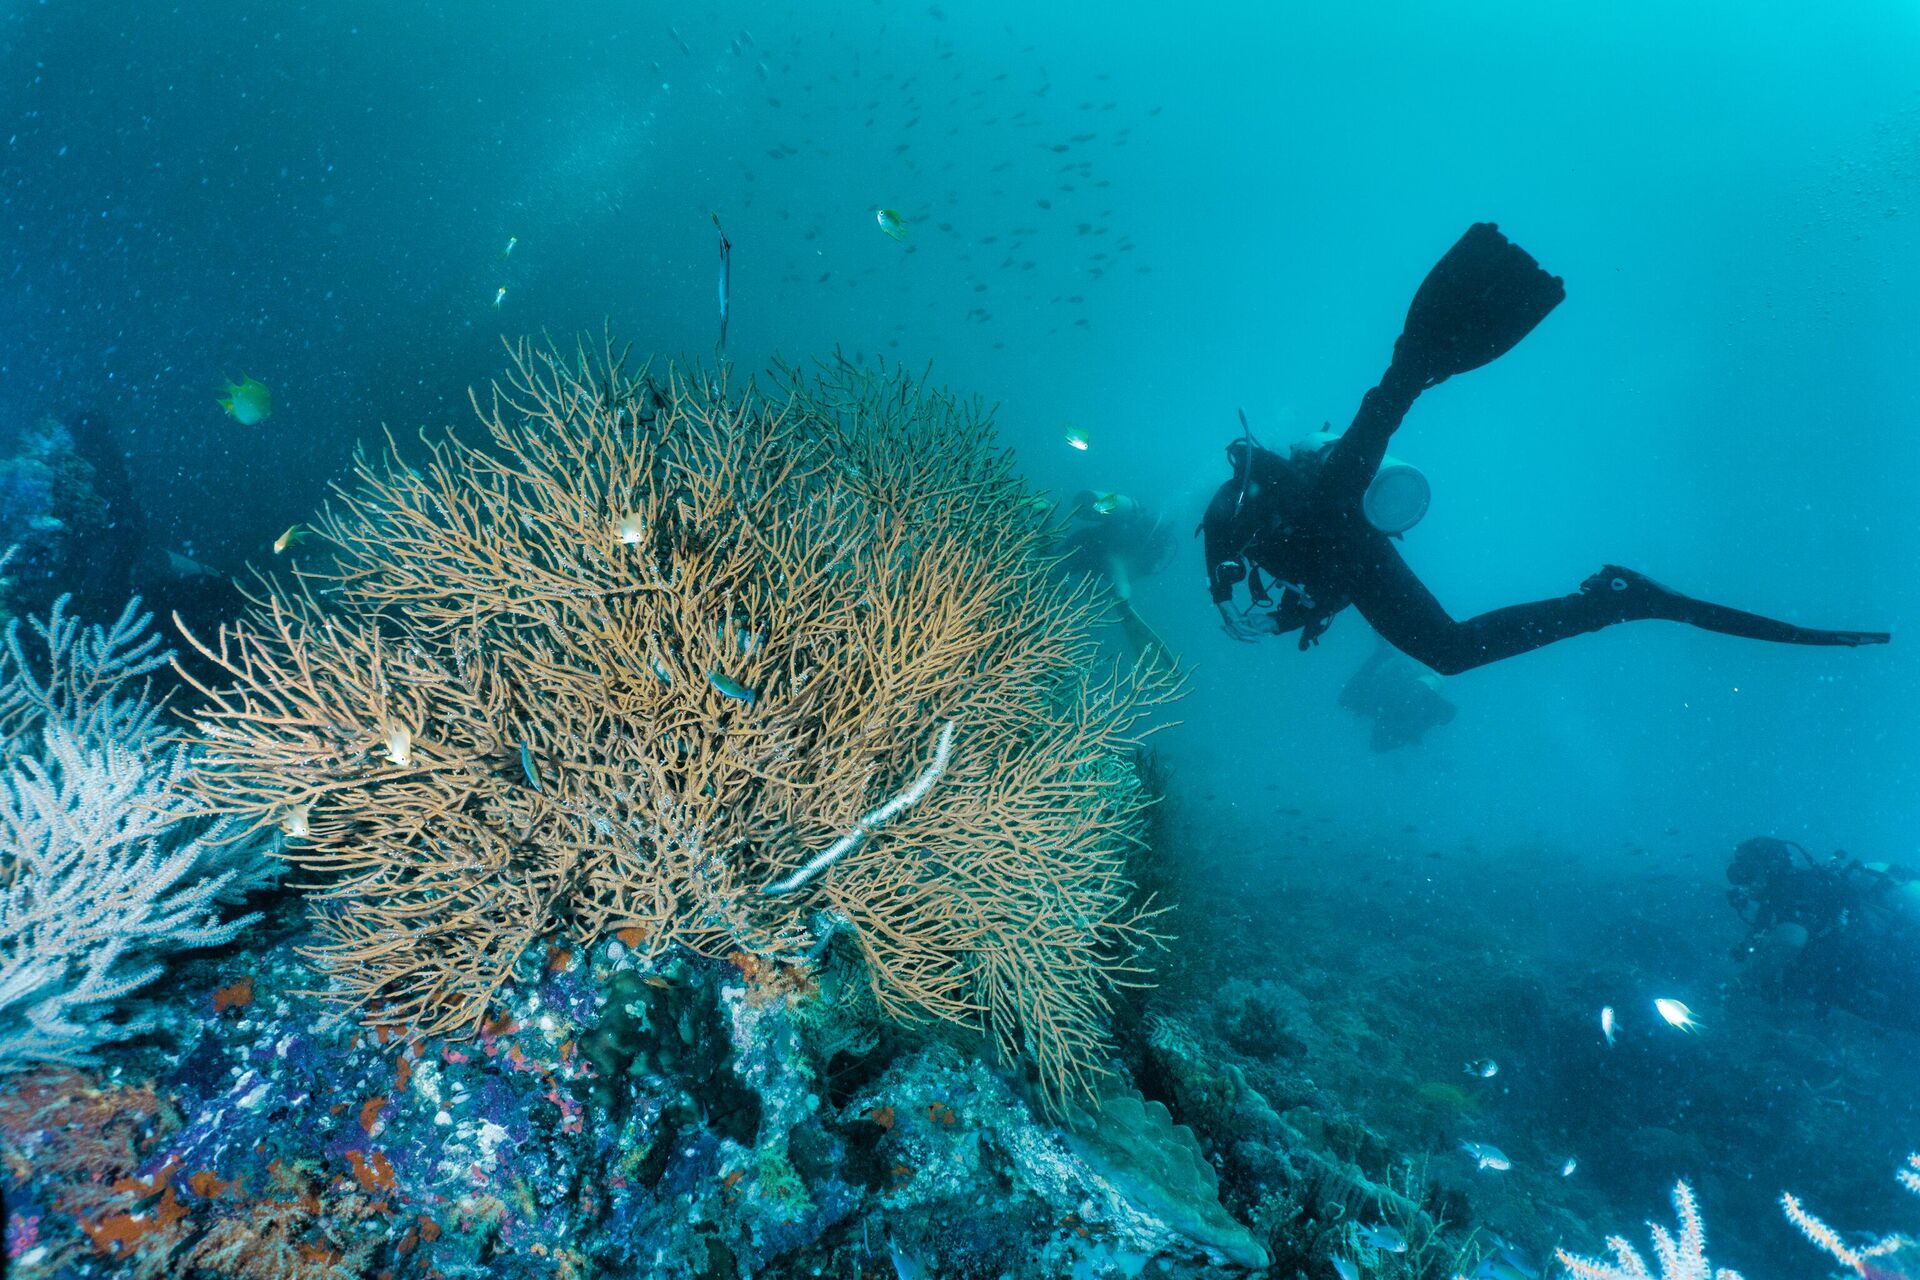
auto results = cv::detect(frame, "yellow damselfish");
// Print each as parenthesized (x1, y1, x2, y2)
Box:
(218, 375, 272, 425)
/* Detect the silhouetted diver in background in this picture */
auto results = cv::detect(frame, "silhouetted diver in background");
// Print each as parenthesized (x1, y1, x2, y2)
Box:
(1199, 223, 1890, 673)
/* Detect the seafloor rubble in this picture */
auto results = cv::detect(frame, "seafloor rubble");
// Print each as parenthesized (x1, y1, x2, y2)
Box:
(4, 894, 1286, 1279)
(17, 874, 1920, 1280)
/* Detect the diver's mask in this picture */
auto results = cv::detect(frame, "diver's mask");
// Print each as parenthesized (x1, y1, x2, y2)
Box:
(1210, 555, 1272, 605)
(1209, 555, 1280, 615)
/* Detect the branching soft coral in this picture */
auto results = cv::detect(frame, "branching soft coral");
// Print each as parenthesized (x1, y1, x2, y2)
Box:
(1782, 1154, 1919, 1279)
(177, 340, 1179, 1110)
(1555, 1181, 1744, 1280)
(0, 593, 271, 1069)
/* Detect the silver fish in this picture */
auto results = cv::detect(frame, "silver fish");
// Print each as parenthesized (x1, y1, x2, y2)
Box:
(1474, 1259, 1537, 1280)
(1476, 1241, 1541, 1280)
(1358, 1223, 1408, 1253)
(1460, 1140, 1512, 1172)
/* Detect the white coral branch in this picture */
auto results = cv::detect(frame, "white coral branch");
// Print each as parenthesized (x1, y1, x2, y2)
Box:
(1783, 1155, 1920, 1275)
(1556, 1182, 1744, 1280)
(761, 720, 955, 897)
(0, 597, 272, 1070)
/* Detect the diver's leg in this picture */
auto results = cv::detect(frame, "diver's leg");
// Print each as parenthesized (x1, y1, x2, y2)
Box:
(1114, 600, 1173, 670)
(1339, 538, 1526, 675)
(1346, 540, 1673, 674)
(1103, 552, 1134, 604)
(1312, 372, 1422, 517)
(1353, 581, 1623, 676)
(1349, 546, 1889, 675)
(1314, 225, 1566, 518)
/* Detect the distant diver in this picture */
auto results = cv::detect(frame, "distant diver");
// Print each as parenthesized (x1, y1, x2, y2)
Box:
(1726, 836, 1920, 1028)
(1052, 489, 1175, 664)
(1199, 223, 1890, 672)
(1338, 638, 1456, 751)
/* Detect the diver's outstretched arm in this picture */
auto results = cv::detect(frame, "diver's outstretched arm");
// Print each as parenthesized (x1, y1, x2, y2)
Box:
(1343, 542, 1888, 676)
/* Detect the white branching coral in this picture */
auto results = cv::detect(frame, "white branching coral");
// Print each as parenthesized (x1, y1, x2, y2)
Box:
(1555, 1181, 1745, 1280)
(0, 593, 273, 1069)
(1781, 1154, 1919, 1278)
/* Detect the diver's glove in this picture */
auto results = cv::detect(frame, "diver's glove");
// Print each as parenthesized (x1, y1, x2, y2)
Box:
(1210, 557, 1268, 641)
(1298, 612, 1334, 651)
(1216, 601, 1266, 643)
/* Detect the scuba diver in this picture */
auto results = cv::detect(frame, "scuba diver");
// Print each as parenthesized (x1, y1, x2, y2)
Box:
(1726, 836, 1920, 1027)
(1053, 489, 1175, 664)
(1199, 223, 1891, 672)
(1338, 639, 1457, 752)
(0, 409, 239, 632)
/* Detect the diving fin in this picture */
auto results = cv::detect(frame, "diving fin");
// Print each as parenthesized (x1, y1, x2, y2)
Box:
(1392, 223, 1565, 388)
(1583, 565, 1892, 648)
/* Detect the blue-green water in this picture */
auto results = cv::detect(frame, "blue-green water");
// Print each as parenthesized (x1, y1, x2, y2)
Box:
(3, 1, 1917, 1274)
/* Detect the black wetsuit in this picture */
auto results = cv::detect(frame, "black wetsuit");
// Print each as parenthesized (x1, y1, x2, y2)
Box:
(1733, 856, 1917, 1024)
(1201, 329, 1889, 673)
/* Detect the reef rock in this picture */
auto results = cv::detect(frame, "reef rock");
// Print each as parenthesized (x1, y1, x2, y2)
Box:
(3, 911, 1271, 1278)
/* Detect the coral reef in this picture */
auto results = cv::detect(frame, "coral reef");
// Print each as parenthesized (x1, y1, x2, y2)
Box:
(1782, 1154, 1919, 1280)
(0, 592, 272, 1069)
(1059, 1089, 1269, 1268)
(2, 902, 1263, 1277)
(1555, 1181, 1743, 1280)
(176, 343, 1176, 1112)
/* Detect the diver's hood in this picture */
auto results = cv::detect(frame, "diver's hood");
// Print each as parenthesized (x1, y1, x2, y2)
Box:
(1294, 431, 1431, 534)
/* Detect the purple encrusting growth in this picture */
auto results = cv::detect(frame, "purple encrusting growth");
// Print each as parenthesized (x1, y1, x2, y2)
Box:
(5, 904, 1267, 1278)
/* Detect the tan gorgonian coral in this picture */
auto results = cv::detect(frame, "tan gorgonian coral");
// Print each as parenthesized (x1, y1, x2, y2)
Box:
(177, 339, 1178, 1109)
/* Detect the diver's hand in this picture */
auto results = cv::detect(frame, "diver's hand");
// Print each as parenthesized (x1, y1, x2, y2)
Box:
(1217, 603, 1265, 643)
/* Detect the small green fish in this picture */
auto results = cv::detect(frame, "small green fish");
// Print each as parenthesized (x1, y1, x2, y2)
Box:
(875, 208, 909, 242)
(647, 657, 673, 685)
(218, 375, 272, 425)
(1091, 491, 1122, 515)
(518, 741, 541, 792)
(1063, 424, 1089, 451)
(707, 671, 757, 704)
